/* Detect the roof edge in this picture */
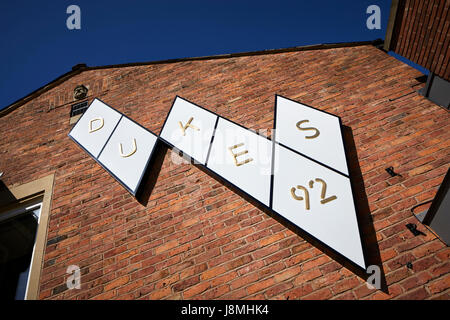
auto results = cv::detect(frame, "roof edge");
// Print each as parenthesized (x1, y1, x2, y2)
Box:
(0, 39, 383, 117)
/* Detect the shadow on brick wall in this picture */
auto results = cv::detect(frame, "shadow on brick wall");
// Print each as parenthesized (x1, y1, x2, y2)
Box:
(342, 125, 388, 293)
(136, 141, 168, 206)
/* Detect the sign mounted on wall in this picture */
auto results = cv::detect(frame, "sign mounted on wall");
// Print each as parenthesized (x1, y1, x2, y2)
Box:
(206, 117, 273, 207)
(159, 96, 218, 165)
(68, 99, 158, 196)
(68, 95, 367, 270)
(272, 143, 365, 268)
(274, 95, 349, 176)
(272, 95, 365, 268)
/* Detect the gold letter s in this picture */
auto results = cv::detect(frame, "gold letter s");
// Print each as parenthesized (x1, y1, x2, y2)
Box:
(296, 120, 320, 139)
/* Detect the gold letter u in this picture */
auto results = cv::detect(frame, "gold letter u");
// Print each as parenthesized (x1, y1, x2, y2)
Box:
(119, 138, 137, 158)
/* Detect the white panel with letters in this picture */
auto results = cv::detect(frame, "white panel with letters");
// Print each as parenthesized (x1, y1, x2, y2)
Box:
(98, 116, 158, 195)
(69, 99, 122, 158)
(207, 118, 273, 207)
(160, 96, 218, 165)
(272, 143, 365, 269)
(275, 95, 349, 176)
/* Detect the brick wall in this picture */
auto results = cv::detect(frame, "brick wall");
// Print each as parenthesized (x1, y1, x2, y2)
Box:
(0, 44, 449, 300)
(390, 0, 450, 81)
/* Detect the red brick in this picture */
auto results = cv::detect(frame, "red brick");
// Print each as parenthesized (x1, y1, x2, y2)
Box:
(400, 272, 433, 292)
(148, 287, 172, 300)
(259, 233, 285, 247)
(398, 287, 429, 300)
(429, 262, 450, 278)
(92, 290, 117, 300)
(354, 284, 376, 299)
(333, 291, 356, 300)
(155, 240, 179, 255)
(246, 278, 275, 295)
(427, 274, 450, 294)
(211, 271, 237, 287)
(412, 241, 444, 258)
(293, 268, 322, 285)
(386, 268, 411, 286)
(104, 276, 129, 292)
(274, 266, 301, 283)
(285, 250, 316, 267)
(202, 284, 230, 299)
(302, 256, 330, 271)
(284, 284, 314, 299)
(237, 260, 265, 276)
(332, 277, 361, 294)
(265, 282, 293, 298)
(304, 288, 333, 300)
(183, 281, 212, 299)
(258, 262, 285, 279)
(172, 276, 200, 292)
(311, 271, 342, 290)
(230, 272, 259, 290)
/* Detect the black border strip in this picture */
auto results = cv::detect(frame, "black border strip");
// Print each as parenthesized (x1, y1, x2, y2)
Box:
(339, 115, 369, 271)
(269, 95, 277, 209)
(97, 115, 123, 159)
(68, 98, 159, 196)
(276, 142, 349, 178)
(205, 117, 219, 166)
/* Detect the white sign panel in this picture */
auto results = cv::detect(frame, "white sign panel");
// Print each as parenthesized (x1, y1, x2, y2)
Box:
(68, 99, 158, 196)
(272, 143, 365, 269)
(206, 118, 273, 207)
(98, 116, 158, 195)
(275, 95, 349, 176)
(160, 96, 218, 165)
(69, 99, 122, 158)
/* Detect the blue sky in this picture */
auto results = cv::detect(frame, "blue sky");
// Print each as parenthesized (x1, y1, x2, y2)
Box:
(0, 0, 407, 109)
